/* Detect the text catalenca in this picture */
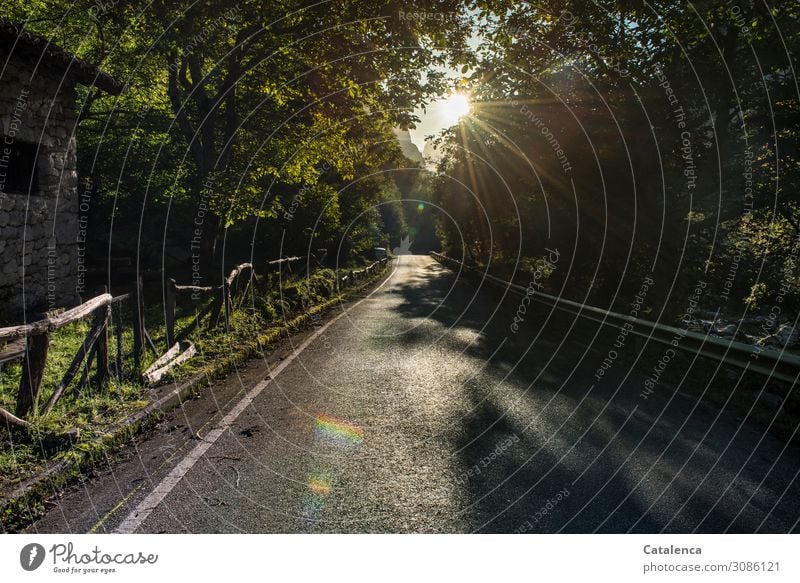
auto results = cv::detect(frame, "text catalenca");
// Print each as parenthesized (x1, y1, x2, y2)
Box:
(643, 545, 701, 555)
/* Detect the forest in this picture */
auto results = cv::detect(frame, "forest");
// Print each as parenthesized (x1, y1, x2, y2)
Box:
(2, 0, 472, 292)
(4, 0, 799, 328)
(433, 1, 800, 333)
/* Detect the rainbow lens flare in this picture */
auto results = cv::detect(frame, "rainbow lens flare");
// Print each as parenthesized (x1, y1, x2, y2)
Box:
(299, 415, 364, 528)
(300, 473, 333, 526)
(314, 414, 365, 446)
(307, 474, 332, 496)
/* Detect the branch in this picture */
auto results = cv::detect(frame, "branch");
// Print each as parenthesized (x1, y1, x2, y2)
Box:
(187, 55, 208, 100)
(0, 406, 31, 429)
(179, 59, 193, 91)
(167, 56, 206, 167)
(217, 48, 243, 170)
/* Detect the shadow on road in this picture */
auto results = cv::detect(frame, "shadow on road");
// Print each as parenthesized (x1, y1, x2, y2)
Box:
(385, 256, 800, 533)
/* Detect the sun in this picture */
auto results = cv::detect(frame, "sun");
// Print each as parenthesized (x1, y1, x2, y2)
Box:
(441, 92, 470, 125)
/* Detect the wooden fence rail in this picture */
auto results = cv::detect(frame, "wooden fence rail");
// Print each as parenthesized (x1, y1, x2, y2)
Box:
(267, 255, 306, 271)
(164, 262, 255, 347)
(1, 256, 390, 427)
(0, 277, 149, 424)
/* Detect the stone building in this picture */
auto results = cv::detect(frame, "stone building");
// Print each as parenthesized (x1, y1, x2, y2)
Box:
(0, 20, 123, 322)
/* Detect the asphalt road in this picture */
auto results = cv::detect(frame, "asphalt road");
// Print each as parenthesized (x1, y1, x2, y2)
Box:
(26, 255, 800, 533)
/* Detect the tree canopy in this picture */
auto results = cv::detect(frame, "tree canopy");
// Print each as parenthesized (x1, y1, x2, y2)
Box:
(4, 0, 472, 278)
(4, 0, 799, 321)
(433, 0, 800, 318)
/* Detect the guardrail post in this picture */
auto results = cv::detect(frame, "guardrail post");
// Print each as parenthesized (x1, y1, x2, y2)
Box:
(165, 278, 176, 347)
(16, 332, 49, 418)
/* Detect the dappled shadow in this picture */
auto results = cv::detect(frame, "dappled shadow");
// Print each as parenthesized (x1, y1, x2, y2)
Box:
(385, 257, 800, 533)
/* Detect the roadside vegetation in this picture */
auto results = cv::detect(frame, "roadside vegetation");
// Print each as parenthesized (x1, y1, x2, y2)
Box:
(1, 0, 461, 496)
(0, 265, 386, 488)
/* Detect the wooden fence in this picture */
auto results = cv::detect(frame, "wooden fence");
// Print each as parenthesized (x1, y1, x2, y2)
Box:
(0, 278, 150, 427)
(163, 255, 326, 346)
(0, 255, 390, 426)
(337, 258, 389, 291)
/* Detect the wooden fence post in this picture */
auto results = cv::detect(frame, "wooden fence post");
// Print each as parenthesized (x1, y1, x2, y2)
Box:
(165, 278, 176, 347)
(132, 275, 145, 372)
(93, 288, 110, 388)
(42, 306, 110, 415)
(208, 289, 224, 331)
(222, 280, 232, 332)
(16, 332, 49, 418)
(111, 302, 124, 380)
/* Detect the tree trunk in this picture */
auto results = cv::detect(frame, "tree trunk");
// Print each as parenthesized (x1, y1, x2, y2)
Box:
(198, 204, 222, 279)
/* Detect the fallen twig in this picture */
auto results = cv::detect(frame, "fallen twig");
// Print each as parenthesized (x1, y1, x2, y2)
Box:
(0, 406, 32, 429)
(142, 341, 197, 384)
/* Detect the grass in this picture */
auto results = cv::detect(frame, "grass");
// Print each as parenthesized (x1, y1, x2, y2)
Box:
(0, 318, 149, 486)
(0, 266, 369, 489)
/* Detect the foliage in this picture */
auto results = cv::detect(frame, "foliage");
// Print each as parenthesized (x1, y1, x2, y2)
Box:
(4, 0, 473, 274)
(433, 0, 800, 317)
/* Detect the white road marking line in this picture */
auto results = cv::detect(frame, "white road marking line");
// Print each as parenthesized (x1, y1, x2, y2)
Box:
(115, 266, 397, 533)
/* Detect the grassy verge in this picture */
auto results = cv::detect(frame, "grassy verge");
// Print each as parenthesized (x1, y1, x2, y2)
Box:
(0, 265, 387, 500)
(0, 321, 149, 486)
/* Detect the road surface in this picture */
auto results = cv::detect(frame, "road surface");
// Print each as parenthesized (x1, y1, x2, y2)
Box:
(25, 255, 800, 533)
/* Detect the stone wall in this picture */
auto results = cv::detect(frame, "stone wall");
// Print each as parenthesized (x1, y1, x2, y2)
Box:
(0, 53, 80, 323)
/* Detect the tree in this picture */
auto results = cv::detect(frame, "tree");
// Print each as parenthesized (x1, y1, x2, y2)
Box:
(434, 0, 800, 314)
(5, 0, 475, 279)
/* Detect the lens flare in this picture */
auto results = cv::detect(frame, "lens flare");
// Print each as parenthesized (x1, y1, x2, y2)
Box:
(314, 414, 365, 445)
(307, 474, 332, 496)
(299, 416, 365, 529)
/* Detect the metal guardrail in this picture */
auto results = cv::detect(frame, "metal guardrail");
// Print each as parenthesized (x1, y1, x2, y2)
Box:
(431, 252, 800, 385)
